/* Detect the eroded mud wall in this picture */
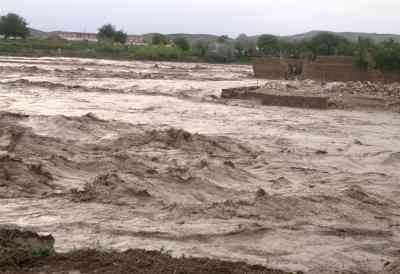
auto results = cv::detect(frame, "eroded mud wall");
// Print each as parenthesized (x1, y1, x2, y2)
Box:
(253, 56, 400, 83)
(302, 56, 375, 82)
(252, 57, 288, 80)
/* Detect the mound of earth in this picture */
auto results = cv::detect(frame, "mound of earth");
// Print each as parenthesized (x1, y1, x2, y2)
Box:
(0, 225, 54, 268)
(0, 227, 289, 274)
(3, 249, 292, 274)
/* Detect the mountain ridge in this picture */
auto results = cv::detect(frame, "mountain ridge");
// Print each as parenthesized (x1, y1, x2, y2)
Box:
(28, 28, 400, 43)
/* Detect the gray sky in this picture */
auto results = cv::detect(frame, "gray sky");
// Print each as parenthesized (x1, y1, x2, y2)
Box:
(1, 0, 400, 37)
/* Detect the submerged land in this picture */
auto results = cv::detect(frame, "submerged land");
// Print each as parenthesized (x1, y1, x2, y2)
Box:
(0, 56, 399, 274)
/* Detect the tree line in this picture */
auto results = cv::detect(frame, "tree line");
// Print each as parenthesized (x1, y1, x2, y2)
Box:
(1, 12, 400, 70)
(254, 33, 400, 72)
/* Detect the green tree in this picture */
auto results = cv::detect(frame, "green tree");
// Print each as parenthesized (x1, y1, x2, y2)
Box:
(173, 37, 190, 51)
(152, 33, 169, 45)
(257, 34, 280, 56)
(374, 39, 400, 71)
(279, 39, 313, 59)
(235, 34, 256, 57)
(0, 13, 30, 39)
(114, 30, 128, 44)
(97, 24, 127, 44)
(193, 39, 210, 56)
(206, 42, 235, 63)
(97, 24, 116, 41)
(310, 32, 352, 56)
(353, 37, 376, 70)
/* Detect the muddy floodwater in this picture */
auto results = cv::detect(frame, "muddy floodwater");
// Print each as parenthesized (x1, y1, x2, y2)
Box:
(0, 56, 400, 274)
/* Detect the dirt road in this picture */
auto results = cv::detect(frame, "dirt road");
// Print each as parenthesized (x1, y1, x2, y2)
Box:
(0, 57, 400, 274)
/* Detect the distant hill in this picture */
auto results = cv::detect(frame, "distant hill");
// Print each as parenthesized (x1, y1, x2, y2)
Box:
(141, 33, 222, 44)
(29, 28, 48, 37)
(166, 33, 219, 42)
(283, 30, 400, 43)
(25, 28, 400, 44)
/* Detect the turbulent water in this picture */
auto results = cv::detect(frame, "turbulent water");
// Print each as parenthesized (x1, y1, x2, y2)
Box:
(0, 56, 400, 274)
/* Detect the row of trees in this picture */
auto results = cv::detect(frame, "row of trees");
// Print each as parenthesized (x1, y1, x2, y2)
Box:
(249, 33, 354, 58)
(253, 33, 400, 71)
(1, 13, 400, 69)
(150, 33, 191, 51)
(354, 38, 400, 71)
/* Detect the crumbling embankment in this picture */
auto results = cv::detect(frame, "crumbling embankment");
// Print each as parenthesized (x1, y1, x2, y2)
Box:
(221, 80, 400, 111)
(0, 226, 289, 274)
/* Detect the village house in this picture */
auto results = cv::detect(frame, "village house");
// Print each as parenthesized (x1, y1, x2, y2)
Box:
(126, 35, 146, 46)
(52, 31, 146, 45)
(52, 31, 98, 42)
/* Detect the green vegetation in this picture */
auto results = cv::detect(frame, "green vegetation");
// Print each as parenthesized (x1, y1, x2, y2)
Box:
(2, 32, 400, 69)
(257, 34, 280, 56)
(173, 37, 190, 51)
(0, 38, 198, 62)
(151, 33, 169, 46)
(97, 24, 127, 44)
(255, 32, 400, 72)
(32, 248, 53, 258)
(374, 39, 400, 71)
(0, 13, 29, 39)
(309, 32, 353, 56)
(235, 34, 256, 58)
(1, 12, 400, 69)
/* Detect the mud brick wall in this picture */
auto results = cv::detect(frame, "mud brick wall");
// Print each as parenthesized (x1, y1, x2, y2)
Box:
(252, 57, 288, 79)
(302, 56, 373, 82)
(303, 56, 400, 83)
(221, 87, 329, 109)
(253, 56, 400, 83)
(221, 86, 260, 99)
(259, 94, 328, 109)
(381, 71, 400, 83)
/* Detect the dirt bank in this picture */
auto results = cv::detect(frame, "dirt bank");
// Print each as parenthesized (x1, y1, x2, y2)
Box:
(0, 226, 290, 274)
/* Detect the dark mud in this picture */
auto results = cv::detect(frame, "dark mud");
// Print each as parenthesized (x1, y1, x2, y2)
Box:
(2, 249, 291, 274)
(0, 226, 289, 274)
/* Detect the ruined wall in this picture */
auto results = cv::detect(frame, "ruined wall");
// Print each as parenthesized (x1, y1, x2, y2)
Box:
(252, 57, 302, 80)
(252, 57, 287, 79)
(260, 93, 328, 109)
(302, 56, 374, 82)
(221, 87, 329, 109)
(253, 56, 400, 83)
(380, 71, 400, 83)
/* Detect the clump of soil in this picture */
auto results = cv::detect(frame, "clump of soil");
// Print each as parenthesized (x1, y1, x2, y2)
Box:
(0, 226, 54, 268)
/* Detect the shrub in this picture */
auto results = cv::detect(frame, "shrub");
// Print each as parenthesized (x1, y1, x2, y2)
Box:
(173, 37, 190, 51)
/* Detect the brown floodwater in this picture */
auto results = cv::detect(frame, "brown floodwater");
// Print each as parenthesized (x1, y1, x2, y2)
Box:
(0, 56, 400, 274)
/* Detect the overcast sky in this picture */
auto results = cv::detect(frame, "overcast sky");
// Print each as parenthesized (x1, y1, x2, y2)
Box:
(1, 0, 399, 37)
